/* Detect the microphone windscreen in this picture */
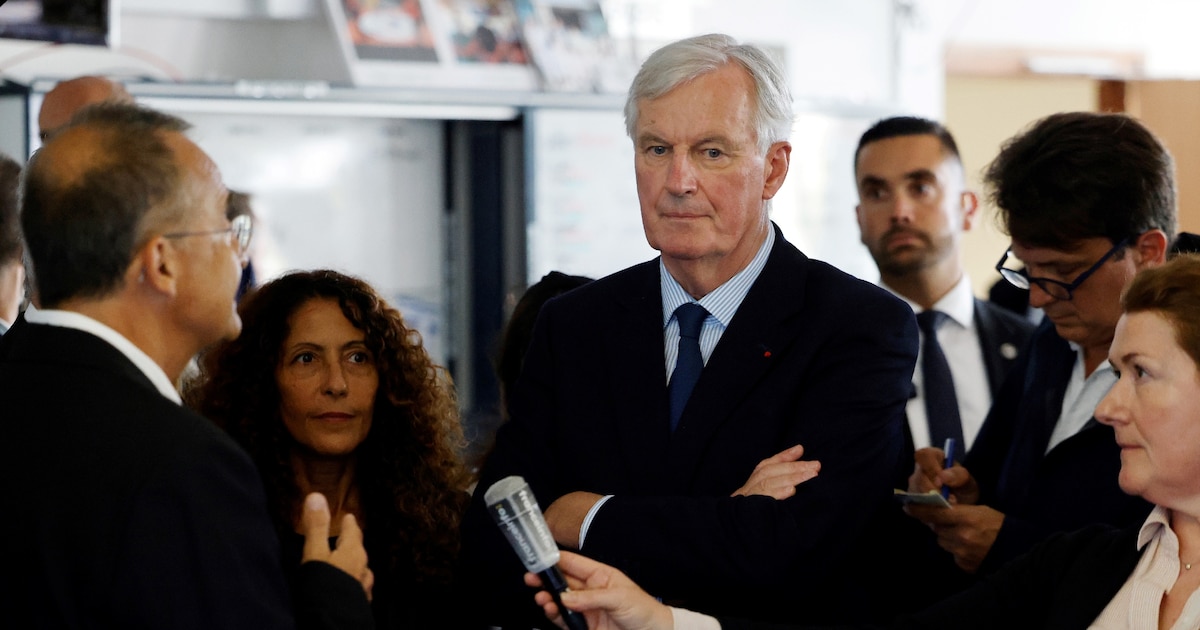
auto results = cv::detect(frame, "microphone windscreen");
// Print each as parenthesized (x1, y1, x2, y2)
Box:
(485, 475, 560, 573)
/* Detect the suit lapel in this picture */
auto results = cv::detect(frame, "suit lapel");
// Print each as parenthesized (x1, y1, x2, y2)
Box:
(974, 300, 1032, 396)
(665, 231, 811, 486)
(994, 322, 1075, 507)
(605, 262, 676, 489)
(973, 300, 1006, 394)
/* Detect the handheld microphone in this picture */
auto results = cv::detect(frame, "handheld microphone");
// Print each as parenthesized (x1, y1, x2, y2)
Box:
(485, 475, 588, 630)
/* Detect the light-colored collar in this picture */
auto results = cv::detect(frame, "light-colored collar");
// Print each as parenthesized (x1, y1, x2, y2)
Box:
(660, 226, 775, 327)
(23, 304, 182, 403)
(1065, 338, 1114, 374)
(883, 273, 975, 326)
(1137, 505, 1173, 550)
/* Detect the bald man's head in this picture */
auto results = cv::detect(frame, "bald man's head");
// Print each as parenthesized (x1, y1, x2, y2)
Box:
(38, 75, 134, 142)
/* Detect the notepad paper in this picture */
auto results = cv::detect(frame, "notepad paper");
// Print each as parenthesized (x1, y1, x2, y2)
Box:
(892, 489, 951, 508)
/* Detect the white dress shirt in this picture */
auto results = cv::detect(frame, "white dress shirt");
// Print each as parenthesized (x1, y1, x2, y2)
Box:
(884, 275, 991, 451)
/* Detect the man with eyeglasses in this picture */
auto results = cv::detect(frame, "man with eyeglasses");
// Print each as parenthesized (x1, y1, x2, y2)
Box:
(0, 103, 374, 628)
(905, 111, 1168, 591)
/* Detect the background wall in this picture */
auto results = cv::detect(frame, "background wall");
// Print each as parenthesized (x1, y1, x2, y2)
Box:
(945, 76, 1098, 297)
(1126, 81, 1200, 237)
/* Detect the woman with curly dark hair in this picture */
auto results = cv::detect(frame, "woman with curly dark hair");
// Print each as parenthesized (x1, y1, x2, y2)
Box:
(189, 269, 471, 629)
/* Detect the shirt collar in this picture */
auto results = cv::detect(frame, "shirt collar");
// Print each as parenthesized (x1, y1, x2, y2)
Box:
(23, 304, 183, 403)
(883, 273, 975, 328)
(661, 225, 775, 327)
(1065, 339, 1114, 376)
(1137, 505, 1172, 550)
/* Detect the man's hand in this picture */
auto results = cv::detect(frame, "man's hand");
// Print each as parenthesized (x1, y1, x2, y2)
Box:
(731, 444, 820, 499)
(907, 446, 979, 504)
(905, 447, 1000, 572)
(910, 503, 1005, 574)
(299, 492, 374, 601)
(545, 491, 604, 548)
(525, 550, 674, 630)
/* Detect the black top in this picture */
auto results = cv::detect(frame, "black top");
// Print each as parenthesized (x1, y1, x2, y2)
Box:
(281, 530, 456, 629)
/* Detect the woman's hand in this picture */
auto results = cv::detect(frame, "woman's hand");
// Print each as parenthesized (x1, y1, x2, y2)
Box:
(525, 551, 675, 630)
(299, 492, 375, 601)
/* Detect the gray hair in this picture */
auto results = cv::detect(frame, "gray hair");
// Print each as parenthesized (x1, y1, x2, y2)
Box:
(624, 33, 794, 154)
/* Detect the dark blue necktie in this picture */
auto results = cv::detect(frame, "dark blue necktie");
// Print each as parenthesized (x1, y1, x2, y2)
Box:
(917, 310, 964, 449)
(668, 303, 707, 431)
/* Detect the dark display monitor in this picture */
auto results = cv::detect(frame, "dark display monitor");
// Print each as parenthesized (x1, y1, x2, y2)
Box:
(0, 0, 116, 47)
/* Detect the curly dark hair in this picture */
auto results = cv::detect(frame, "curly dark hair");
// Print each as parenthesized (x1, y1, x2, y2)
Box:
(189, 269, 470, 587)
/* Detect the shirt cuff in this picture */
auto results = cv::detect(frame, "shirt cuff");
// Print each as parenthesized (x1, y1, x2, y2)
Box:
(672, 606, 722, 629)
(577, 494, 614, 548)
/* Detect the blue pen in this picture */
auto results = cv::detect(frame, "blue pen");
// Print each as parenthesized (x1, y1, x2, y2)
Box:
(940, 438, 957, 501)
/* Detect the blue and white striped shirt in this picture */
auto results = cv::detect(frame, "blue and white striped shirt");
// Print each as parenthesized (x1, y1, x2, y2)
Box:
(661, 226, 775, 383)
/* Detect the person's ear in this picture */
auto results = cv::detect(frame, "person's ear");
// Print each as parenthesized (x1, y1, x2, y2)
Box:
(761, 141, 791, 200)
(855, 202, 868, 243)
(1132, 229, 1169, 269)
(960, 191, 979, 231)
(133, 236, 180, 297)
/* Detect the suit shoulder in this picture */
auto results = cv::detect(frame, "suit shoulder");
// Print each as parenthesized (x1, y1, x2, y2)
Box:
(578, 259, 657, 293)
(147, 401, 254, 469)
(111, 398, 265, 517)
(1026, 523, 1138, 571)
(540, 259, 658, 314)
(976, 299, 1036, 336)
(68, 375, 252, 476)
(802, 257, 911, 313)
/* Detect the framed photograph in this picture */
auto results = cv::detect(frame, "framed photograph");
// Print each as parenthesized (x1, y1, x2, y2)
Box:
(323, 0, 538, 90)
(441, 0, 528, 66)
(512, 0, 631, 93)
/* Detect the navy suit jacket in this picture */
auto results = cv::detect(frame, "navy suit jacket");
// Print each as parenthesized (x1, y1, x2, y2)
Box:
(973, 299, 1035, 399)
(871, 313, 1148, 619)
(0, 319, 372, 629)
(461, 227, 919, 625)
(966, 319, 1152, 572)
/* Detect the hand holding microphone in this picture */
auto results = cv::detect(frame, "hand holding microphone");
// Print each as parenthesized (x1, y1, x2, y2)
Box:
(485, 476, 589, 630)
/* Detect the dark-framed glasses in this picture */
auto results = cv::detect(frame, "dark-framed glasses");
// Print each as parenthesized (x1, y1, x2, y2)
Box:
(163, 214, 253, 259)
(994, 236, 1131, 301)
